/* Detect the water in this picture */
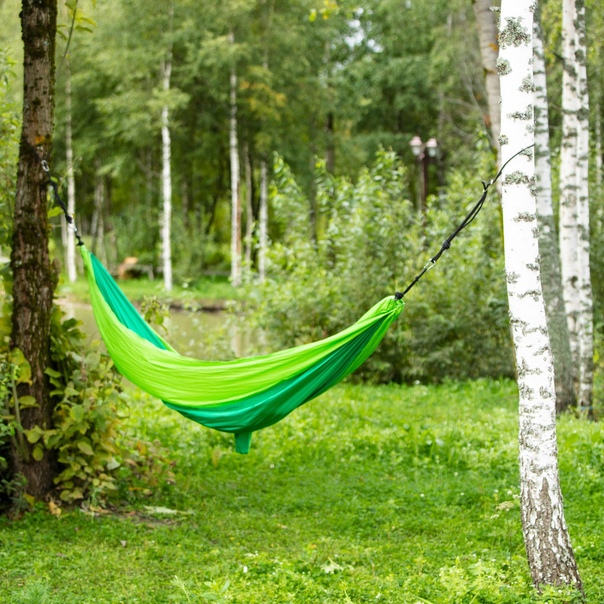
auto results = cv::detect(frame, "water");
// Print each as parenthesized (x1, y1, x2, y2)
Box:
(60, 302, 256, 360)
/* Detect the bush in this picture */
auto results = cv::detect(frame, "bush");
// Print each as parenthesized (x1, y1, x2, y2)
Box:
(247, 149, 514, 383)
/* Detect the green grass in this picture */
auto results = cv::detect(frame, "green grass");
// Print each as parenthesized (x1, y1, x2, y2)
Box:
(57, 273, 238, 307)
(1, 379, 603, 603)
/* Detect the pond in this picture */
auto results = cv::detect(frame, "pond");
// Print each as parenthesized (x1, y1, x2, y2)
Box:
(60, 301, 256, 360)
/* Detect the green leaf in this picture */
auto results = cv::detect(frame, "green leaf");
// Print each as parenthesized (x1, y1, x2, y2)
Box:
(48, 206, 64, 218)
(70, 405, 85, 423)
(32, 444, 44, 461)
(45, 368, 62, 378)
(77, 440, 94, 456)
(25, 426, 44, 444)
(18, 395, 38, 409)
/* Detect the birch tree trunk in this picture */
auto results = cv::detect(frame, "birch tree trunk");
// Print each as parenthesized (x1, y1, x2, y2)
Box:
(533, 11, 576, 413)
(91, 158, 107, 266)
(244, 142, 254, 276)
(473, 0, 501, 157)
(161, 56, 173, 292)
(498, 3, 582, 591)
(574, 0, 593, 414)
(559, 0, 580, 378)
(65, 58, 77, 282)
(258, 158, 268, 283)
(229, 31, 242, 287)
(10, 0, 59, 498)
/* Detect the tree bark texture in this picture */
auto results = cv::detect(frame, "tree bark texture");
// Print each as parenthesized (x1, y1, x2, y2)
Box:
(498, 2, 582, 591)
(574, 0, 593, 414)
(161, 56, 173, 292)
(559, 0, 581, 377)
(258, 158, 268, 283)
(229, 31, 242, 287)
(473, 0, 501, 157)
(10, 0, 58, 498)
(65, 59, 77, 283)
(533, 12, 576, 414)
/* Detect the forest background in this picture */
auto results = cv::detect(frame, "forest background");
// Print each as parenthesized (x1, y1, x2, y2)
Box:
(0, 0, 603, 386)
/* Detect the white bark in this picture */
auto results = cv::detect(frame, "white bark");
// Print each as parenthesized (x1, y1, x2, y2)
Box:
(161, 57, 173, 292)
(473, 0, 502, 157)
(499, 2, 581, 591)
(229, 31, 242, 287)
(65, 60, 77, 282)
(258, 158, 268, 283)
(559, 0, 580, 374)
(533, 12, 575, 412)
(244, 142, 254, 276)
(574, 0, 593, 413)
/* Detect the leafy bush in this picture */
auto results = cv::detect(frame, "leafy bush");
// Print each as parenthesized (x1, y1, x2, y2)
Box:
(248, 150, 514, 383)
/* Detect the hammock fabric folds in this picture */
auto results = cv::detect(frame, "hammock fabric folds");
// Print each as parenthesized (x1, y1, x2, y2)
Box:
(81, 246, 404, 453)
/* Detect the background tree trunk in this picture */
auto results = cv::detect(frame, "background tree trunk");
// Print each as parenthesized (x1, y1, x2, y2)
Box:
(229, 30, 242, 287)
(65, 58, 77, 283)
(161, 56, 173, 292)
(574, 0, 593, 414)
(10, 0, 59, 499)
(533, 10, 576, 413)
(498, 2, 582, 591)
(258, 157, 268, 283)
(473, 0, 501, 157)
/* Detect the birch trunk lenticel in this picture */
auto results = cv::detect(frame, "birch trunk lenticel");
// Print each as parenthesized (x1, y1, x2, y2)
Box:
(498, 2, 582, 591)
(533, 10, 576, 413)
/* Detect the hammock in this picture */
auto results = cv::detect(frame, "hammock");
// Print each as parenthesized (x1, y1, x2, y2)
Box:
(81, 246, 404, 453)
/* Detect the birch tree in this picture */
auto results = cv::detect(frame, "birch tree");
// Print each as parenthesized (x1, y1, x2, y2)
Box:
(161, 54, 173, 292)
(473, 0, 501, 157)
(498, 2, 582, 591)
(533, 9, 575, 413)
(229, 30, 242, 287)
(64, 59, 77, 282)
(574, 0, 593, 414)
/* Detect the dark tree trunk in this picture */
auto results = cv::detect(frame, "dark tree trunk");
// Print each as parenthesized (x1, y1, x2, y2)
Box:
(10, 0, 58, 498)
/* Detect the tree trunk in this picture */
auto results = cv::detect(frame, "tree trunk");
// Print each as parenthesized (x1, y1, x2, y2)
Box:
(10, 0, 58, 499)
(533, 10, 576, 413)
(574, 0, 593, 415)
(91, 159, 107, 266)
(161, 56, 173, 292)
(473, 0, 501, 157)
(258, 158, 268, 283)
(498, 2, 582, 591)
(559, 0, 581, 378)
(65, 58, 77, 283)
(244, 142, 254, 275)
(229, 31, 242, 287)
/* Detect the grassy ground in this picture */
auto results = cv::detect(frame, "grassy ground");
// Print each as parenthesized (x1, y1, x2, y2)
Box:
(1, 379, 603, 603)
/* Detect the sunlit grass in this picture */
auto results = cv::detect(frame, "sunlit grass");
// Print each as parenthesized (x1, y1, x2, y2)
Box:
(0, 379, 602, 603)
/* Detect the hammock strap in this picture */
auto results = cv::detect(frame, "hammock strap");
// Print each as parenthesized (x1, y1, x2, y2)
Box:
(395, 144, 534, 300)
(25, 139, 84, 247)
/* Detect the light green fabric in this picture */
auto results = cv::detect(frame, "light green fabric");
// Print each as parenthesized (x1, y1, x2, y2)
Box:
(81, 246, 404, 452)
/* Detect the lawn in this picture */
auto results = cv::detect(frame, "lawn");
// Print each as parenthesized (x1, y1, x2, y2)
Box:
(1, 379, 603, 603)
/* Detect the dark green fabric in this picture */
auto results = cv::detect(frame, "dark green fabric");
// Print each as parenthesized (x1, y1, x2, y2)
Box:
(82, 246, 404, 453)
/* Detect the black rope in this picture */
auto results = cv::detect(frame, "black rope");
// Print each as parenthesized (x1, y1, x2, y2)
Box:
(25, 140, 84, 247)
(394, 144, 534, 300)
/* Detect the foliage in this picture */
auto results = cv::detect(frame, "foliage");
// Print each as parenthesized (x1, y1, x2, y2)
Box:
(0, 379, 602, 601)
(249, 149, 514, 383)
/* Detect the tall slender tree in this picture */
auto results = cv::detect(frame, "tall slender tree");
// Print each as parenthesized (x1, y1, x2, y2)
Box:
(229, 29, 242, 287)
(10, 0, 58, 498)
(498, 1, 582, 591)
(64, 58, 77, 283)
(533, 8, 576, 413)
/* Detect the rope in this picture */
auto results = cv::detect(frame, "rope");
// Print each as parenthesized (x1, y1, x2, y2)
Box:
(394, 145, 533, 300)
(25, 140, 84, 247)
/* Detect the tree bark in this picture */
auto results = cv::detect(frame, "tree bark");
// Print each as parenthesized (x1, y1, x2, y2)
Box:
(244, 142, 254, 275)
(258, 158, 268, 283)
(473, 0, 501, 157)
(65, 58, 77, 283)
(559, 0, 581, 378)
(10, 0, 58, 499)
(229, 30, 242, 287)
(161, 56, 173, 292)
(91, 158, 107, 266)
(574, 0, 593, 415)
(533, 11, 576, 413)
(498, 3, 582, 591)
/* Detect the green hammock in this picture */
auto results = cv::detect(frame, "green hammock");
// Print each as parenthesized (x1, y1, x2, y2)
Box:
(81, 246, 404, 453)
